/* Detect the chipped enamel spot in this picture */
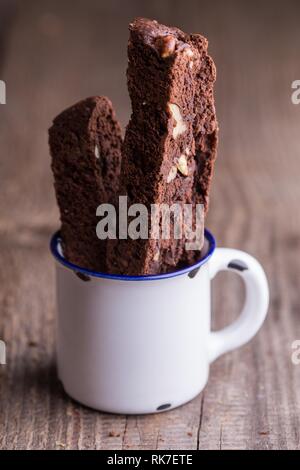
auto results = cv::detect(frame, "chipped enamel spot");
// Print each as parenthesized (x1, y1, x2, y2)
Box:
(168, 103, 187, 139)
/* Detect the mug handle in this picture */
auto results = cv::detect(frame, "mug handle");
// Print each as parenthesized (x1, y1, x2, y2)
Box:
(208, 248, 269, 363)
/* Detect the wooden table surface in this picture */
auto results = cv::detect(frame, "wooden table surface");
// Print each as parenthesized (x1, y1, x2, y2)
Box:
(1, 0, 300, 450)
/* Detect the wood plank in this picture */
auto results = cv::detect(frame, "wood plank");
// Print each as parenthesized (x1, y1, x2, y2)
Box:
(1, 0, 300, 450)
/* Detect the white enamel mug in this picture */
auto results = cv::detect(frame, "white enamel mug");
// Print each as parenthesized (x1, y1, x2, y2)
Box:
(50, 229, 269, 414)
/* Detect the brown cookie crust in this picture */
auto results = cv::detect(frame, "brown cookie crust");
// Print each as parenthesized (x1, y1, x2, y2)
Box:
(49, 96, 122, 271)
(107, 18, 217, 275)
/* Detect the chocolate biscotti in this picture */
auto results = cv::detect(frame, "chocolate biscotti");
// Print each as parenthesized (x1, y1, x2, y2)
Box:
(49, 96, 122, 271)
(189, 34, 218, 212)
(180, 33, 218, 266)
(106, 18, 217, 276)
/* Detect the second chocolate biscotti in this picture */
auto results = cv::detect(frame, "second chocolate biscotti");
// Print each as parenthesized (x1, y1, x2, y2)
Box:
(49, 96, 122, 272)
(107, 18, 218, 276)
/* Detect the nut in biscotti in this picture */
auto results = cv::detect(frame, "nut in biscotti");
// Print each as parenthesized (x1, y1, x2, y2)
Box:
(155, 35, 176, 58)
(168, 103, 187, 139)
(183, 46, 194, 58)
(166, 165, 178, 183)
(95, 145, 100, 159)
(177, 155, 189, 176)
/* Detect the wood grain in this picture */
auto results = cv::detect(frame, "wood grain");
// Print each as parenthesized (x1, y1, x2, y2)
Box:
(1, 0, 300, 450)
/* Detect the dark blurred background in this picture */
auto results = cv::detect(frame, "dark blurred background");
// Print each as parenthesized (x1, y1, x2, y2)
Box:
(1, 0, 300, 450)
(1, 0, 300, 241)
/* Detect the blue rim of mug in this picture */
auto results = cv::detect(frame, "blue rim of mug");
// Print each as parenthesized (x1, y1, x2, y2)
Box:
(50, 229, 216, 281)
